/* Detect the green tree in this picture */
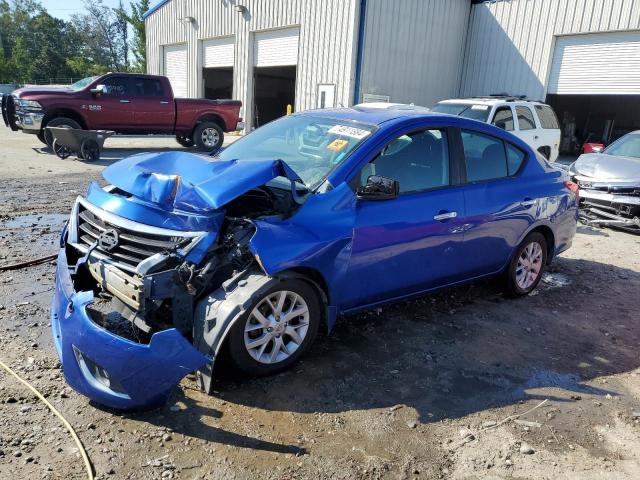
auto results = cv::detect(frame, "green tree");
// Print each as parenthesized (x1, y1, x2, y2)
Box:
(116, 0, 149, 72)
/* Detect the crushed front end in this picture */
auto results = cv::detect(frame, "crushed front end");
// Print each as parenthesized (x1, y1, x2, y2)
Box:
(51, 152, 304, 409)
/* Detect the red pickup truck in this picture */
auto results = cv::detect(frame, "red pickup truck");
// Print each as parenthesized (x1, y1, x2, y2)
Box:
(1, 73, 243, 151)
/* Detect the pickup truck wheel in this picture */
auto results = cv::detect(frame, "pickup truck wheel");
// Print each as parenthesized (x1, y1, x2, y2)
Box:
(193, 122, 224, 152)
(504, 232, 547, 297)
(226, 278, 321, 377)
(37, 131, 47, 145)
(44, 117, 81, 149)
(175, 135, 194, 148)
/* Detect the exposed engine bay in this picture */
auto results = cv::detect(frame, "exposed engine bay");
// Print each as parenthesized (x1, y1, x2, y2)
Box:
(66, 183, 302, 345)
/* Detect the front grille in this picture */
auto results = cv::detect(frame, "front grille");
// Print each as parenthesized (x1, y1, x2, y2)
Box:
(76, 205, 190, 273)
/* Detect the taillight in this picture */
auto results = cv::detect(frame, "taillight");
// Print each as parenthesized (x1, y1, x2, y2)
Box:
(564, 180, 579, 201)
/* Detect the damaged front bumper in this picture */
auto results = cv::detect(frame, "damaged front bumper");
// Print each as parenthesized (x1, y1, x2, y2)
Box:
(577, 185, 640, 232)
(51, 247, 210, 410)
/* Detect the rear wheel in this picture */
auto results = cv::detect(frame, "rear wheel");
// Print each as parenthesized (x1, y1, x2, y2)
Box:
(193, 121, 224, 152)
(175, 135, 194, 148)
(44, 117, 82, 149)
(505, 232, 547, 297)
(226, 278, 321, 376)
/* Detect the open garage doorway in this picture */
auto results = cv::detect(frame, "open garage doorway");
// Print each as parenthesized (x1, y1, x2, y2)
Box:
(253, 65, 296, 128)
(546, 94, 640, 154)
(203, 67, 233, 99)
(547, 31, 640, 154)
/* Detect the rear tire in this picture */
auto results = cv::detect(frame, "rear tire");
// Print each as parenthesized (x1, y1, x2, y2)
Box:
(504, 232, 547, 297)
(226, 277, 321, 377)
(193, 121, 224, 152)
(44, 117, 82, 149)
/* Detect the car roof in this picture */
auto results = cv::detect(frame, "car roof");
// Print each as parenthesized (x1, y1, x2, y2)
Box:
(438, 97, 547, 107)
(296, 104, 439, 126)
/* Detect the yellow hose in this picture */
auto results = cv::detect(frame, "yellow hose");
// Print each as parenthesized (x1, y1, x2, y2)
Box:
(0, 358, 94, 480)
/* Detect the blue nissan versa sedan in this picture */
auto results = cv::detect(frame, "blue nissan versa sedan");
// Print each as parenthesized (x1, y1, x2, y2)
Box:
(51, 105, 579, 409)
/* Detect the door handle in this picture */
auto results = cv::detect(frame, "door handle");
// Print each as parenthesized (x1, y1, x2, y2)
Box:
(160, 101, 169, 104)
(534, 135, 539, 140)
(433, 211, 457, 221)
(119, 99, 130, 103)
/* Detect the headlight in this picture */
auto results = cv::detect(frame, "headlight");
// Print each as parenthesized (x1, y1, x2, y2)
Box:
(17, 99, 42, 110)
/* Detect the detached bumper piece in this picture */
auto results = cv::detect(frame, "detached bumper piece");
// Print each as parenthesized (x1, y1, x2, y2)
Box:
(579, 187, 640, 233)
(51, 248, 209, 410)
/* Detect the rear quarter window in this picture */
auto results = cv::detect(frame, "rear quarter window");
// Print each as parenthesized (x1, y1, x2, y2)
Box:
(506, 143, 526, 175)
(535, 105, 560, 129)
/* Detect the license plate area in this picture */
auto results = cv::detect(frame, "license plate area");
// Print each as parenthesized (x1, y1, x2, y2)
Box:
(87, 257, 144, 310)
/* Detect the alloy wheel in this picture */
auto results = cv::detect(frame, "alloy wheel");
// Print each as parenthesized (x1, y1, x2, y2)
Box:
(515, 241, 543, 290)
(244, 290, 310, 364)
(200, 127, 220, 148)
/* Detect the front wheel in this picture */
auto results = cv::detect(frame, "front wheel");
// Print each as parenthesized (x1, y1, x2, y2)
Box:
(226, 278, 321, 376)
(505, 232, 548, 297)
(193, 122, 224, 152)
(43, 117, 82, 149)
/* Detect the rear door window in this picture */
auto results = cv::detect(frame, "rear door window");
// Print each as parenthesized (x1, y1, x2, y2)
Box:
(506, 143, 526, 175)
(102, 77, 131, 97)
(132, 78, 164, 97)
(461, 129, 508, 182)
(492, 107, 515, 131)
(515, 106, 536, 130)
(534, 105, 560, 129)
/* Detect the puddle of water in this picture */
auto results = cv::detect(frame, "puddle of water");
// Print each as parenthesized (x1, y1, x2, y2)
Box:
(3, 213, 68, 229)
(540, 272, 572, 288)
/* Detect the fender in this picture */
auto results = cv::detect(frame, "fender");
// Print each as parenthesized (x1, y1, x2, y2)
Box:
(249, 182, 357, 318)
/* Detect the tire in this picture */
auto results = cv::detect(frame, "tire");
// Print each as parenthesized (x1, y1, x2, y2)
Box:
(226, 277, 321, 377)
(36, 131, 47, 145)
(80, 139, 100, 162)
(52, 139, 71, 159)
(193, 121, 224, 152)
(44, 117, 82, 149)
(504, 232, 548, 297)
(175, 135, 195, 148)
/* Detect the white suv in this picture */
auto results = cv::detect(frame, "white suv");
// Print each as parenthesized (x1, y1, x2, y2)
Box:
(432, 97, 561, 162)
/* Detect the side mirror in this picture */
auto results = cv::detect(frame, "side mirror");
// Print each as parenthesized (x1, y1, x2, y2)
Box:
(90, 85, 104, 95)
(357, 175, 399, 201)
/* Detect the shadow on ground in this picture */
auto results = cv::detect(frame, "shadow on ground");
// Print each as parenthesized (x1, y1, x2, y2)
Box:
(153, 255, 640, 438)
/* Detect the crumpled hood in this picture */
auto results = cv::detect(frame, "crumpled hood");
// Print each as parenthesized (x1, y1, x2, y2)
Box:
(102, 151, 302, 212)
(573, 153, 640, 181)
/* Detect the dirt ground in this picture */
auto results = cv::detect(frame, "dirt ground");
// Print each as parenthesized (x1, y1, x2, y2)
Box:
(0, 128, 639, 480)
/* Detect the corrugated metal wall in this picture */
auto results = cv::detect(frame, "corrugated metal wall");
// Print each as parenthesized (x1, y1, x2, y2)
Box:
(145, 0, 359, 130)
(358, 0, 471, 107)
(460, 0, 640, 100)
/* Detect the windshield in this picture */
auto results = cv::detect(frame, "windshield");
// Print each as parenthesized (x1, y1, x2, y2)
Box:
(431, 103, 491, 122)
(69, 76, 99, 91)
(603, 133, 640, 158)
(217, 115, 375, 189)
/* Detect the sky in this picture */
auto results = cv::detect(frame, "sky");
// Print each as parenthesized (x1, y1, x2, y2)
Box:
(40, 0, 161, 20)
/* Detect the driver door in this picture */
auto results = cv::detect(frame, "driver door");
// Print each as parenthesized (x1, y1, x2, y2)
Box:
(342, 127, 468, 310)
(85, 76, 135, 130)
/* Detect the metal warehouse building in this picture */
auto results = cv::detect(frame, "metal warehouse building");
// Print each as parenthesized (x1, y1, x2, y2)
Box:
(146, 0, 640, 149)
(144, 0, 470, 130)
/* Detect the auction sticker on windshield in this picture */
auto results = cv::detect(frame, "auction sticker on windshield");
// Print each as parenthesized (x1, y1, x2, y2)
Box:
(328, 125, 371, 140)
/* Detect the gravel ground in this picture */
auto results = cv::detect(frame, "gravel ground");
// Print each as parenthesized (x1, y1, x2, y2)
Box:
(0, 128, 639, 480)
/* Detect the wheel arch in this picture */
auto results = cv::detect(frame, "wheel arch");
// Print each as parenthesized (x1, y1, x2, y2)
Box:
(195, 112, 226, 131)
(43, 108, 87, 130)
(525, 224, 556, 264)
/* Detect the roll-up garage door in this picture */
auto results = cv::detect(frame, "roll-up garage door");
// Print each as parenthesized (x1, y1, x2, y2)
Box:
(203, 37, 234, 68)
(254, 28, 299, 67)
(548, 31, 640, 95)
(163, 44, 188, 97)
